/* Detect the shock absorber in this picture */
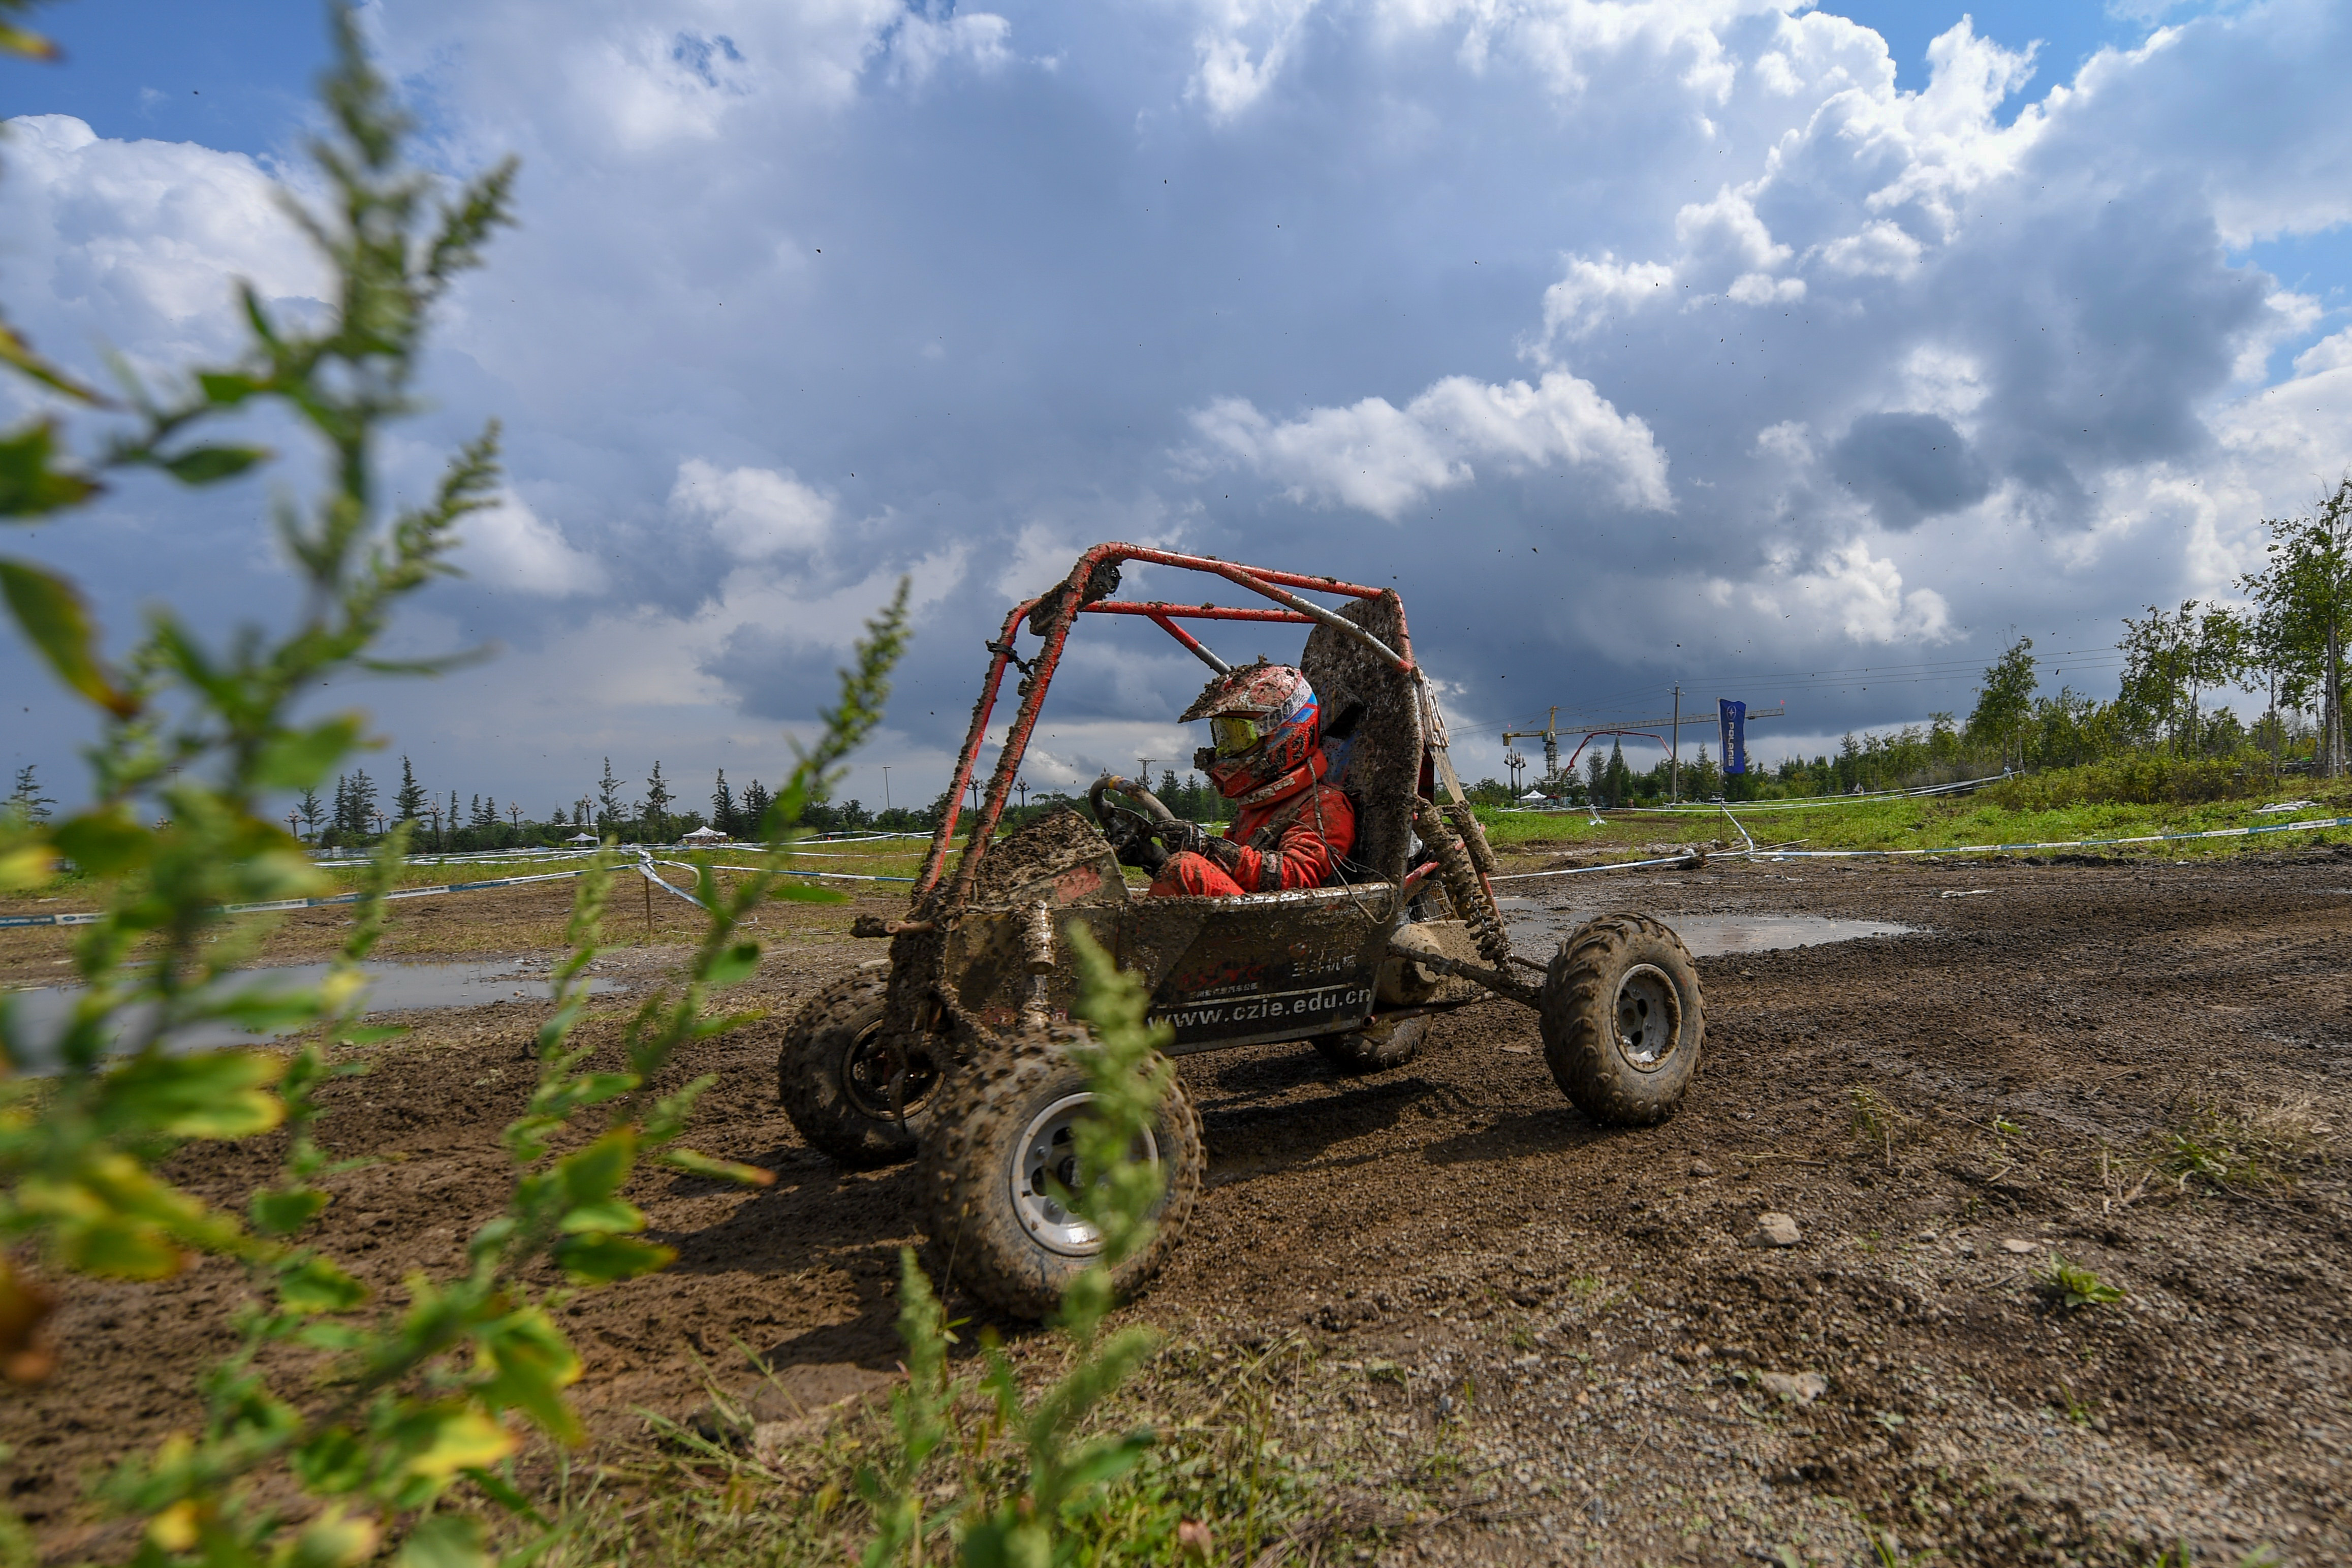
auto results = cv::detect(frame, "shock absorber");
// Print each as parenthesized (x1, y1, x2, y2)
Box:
(1413, 797, 1512, 969)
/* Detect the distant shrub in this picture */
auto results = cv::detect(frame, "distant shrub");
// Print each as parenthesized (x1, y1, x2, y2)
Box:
(1982, 755, 2280, 811)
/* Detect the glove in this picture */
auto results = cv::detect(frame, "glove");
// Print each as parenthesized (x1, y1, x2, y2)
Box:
(1157, 820, 1211, 859)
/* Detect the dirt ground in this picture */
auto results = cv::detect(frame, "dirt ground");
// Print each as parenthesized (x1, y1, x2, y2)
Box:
(4, 845, 2348, 1565)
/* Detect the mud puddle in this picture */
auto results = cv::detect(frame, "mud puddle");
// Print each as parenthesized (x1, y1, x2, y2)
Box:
(3, 959, 626, 1068)
(1495, 898, 1914, 956)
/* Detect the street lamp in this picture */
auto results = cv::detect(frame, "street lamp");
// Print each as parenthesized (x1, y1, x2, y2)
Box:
(1015, 777, 1028, 812)
(881, 765, 891, 814)
(285, 810, 301, 842)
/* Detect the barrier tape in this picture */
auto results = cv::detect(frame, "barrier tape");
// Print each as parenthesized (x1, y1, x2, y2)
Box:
(0, 869, 590, 929)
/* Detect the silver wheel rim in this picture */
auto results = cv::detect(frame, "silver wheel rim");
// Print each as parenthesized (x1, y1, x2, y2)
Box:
(1013, 1092, 1162, 1258)
(1612, 963, 1682, 1072)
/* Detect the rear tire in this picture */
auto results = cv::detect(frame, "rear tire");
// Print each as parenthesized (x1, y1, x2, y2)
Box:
(921, 1033, 1204, 1320)
(1312, 1014, 1429, 1074)
(777, 974, 942, 1166)
(1539, 915, 1704, 1126)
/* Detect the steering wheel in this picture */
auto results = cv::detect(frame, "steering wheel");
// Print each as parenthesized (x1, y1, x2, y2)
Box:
(1088, 774, 1179, 867)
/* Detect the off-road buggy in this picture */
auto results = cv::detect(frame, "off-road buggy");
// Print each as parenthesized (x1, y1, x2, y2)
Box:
(776, 544, 1705, 1317)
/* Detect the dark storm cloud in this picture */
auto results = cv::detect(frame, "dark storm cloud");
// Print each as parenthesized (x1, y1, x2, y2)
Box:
(1830, 413, 1990, 529)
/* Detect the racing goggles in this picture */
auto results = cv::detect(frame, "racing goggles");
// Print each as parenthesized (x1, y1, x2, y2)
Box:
(1209, 712, 1269, 758)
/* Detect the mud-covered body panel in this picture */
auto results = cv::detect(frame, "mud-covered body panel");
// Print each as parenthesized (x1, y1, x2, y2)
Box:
(931, 810, 1433, 1054)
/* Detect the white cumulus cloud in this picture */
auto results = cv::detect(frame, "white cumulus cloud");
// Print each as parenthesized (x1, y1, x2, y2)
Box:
(1189, 369, 1671, 519)
(668, 458, 836, 560)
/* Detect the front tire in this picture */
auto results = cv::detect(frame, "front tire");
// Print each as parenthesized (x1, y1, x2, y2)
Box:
(921, 1033, 1204, 1320)
(1539, 915, 1704, 1126)
(1312, 1014, 1429, 1074)
(777, 974, 943, 1166)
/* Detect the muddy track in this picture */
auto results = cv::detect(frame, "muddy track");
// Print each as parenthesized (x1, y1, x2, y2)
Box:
(5, 852, 2349, 1565)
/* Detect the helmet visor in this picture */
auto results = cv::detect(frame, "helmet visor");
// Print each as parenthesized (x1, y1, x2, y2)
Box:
(1209, 713, 1265, 758)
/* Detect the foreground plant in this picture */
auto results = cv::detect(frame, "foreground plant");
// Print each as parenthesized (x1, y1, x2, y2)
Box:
(0, 10, 908, 1563)
(858, 929, 1175, 1567)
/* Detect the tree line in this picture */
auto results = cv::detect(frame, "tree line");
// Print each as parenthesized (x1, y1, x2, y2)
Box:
(1461, 480, 2352, 807)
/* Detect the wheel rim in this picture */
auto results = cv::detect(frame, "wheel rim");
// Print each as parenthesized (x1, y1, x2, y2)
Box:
(1013, 1092, 1162, 1258)
(839, 1020, 941, 1121)
(1612, 964, 1683, 1072)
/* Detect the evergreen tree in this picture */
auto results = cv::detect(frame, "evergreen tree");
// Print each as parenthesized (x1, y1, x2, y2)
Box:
(644, 761, 674, 841)
(448, 791, 461, 847)
(394, 755, 428, 824)
(332, 773, 351, 837)
(596, 758, 623, 829)
(711, 769, 737, 837)
(7, 764, 54, 824)
(741, 778, 772, 837)
(297, 786, 323, 840)
(347, 769, 378, 837)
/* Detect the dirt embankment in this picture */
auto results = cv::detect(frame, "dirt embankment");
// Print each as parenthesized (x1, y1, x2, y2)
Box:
(5, 852, 2348, 1565)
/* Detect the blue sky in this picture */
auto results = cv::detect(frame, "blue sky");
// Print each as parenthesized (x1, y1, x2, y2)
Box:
(5, 0, 2350, 816)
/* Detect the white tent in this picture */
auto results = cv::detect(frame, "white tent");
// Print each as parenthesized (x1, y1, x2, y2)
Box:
(680, 825, 727, 841)
(565, 831, 597, 844)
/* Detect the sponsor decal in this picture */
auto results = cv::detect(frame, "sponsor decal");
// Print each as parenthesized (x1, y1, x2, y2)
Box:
(1156, 983, 1373, 1035)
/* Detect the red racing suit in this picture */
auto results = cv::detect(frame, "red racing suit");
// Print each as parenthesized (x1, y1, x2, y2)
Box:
(1148, 771, 1356, 898)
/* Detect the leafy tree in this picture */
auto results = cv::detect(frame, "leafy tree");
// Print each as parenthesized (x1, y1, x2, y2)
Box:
(393, 754, 427, 824)
(1965, 636, 2037, 767)
(2117, 602, 2245, 757)
(643, 760, 673, 841)
(5, 764, 51, 824)
(2240, 477, 2352, 774)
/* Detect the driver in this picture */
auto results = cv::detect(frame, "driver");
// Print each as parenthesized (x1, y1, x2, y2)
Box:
(1139, 662, 1356, 897)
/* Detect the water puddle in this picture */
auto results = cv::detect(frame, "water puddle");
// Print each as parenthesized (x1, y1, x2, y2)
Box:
(3, 960, 626, 1071)
(1495, 898, 1914, 958)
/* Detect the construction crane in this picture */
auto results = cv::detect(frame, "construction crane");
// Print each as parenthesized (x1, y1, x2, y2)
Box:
(1501, 707, 1563, 790)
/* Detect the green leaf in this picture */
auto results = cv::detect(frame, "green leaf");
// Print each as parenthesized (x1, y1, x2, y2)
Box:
(556, 1198, 643, 1236)
(702, 940, 762, 987)
(156, 444, 268, 485)
(0, 24, 59, 65)
(0, 420, 100, 516)
(771, 880, 849, 904)
(392, 1513, 490, 1568)
(278, 1255, 368, 1314)
(0, 323, 97, 401)
(291, 1426, 371, 1494)
(57, 1215, 182, 1278)
(554, 1128, 635, 1208)
(254, 714, 365, 791)
(51, 805, 150, 874)
(659, 1148, 776, 1187)
(0, 559, 134, 715)
(250, 1187, 330, 1237)
(389, 1404, 516, 1484)
(551, 1233, 674, 1285)
(279, 1507, 381, 1568)
(94, 1049, 287, 1139)
(197, 371, 263, 406)
(472, 1306, 583, 1443)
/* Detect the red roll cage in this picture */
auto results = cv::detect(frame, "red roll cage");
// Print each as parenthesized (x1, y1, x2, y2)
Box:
(914, 542, 1450, 905)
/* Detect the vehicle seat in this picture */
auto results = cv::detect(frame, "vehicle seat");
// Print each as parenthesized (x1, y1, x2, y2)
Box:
(1300, 590, 1420, 884)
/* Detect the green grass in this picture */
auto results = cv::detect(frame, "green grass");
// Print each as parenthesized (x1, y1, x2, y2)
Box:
(1471, 782, 2352, 862)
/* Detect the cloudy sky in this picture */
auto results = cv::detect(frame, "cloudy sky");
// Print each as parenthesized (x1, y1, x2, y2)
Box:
(5, 0, 2350, 817)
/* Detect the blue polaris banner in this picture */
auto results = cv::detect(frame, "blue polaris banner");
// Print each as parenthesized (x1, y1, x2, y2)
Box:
(1718, 699, 1747, 775)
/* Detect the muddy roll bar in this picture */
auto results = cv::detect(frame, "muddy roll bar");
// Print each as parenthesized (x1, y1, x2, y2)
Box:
(912, 543, 1463, 907)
